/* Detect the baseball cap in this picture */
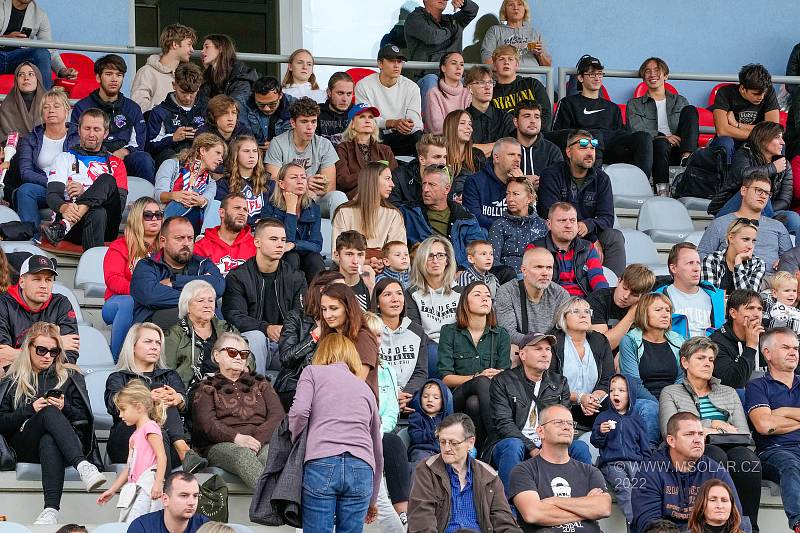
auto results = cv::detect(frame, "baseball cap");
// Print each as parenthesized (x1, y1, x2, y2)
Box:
(378, 44, 407, 62)
(519, 332, 556, 347)
(347, 103, 381, 122)
(576, 55, 603, 74)
(20, 255, 58, 276)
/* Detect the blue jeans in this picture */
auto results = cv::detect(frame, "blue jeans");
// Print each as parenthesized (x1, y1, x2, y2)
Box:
(492, 437, 591, 494)
(163, 200, 203, 235)
(302, 453, 373, 533)
(635, 398, 662, 446)
(709, 135, 739, 165)
(427, 340, 439, 379)
(0, 47, 52, 89)
(760, 444, 800, 528)
(123, 151, 155, 183)
(102, 295, 134, 362)
(13, 182, 48, 236)
(417, 73, 439, 118)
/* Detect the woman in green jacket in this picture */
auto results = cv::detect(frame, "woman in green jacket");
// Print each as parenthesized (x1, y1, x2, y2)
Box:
(438, 281, 511, 447)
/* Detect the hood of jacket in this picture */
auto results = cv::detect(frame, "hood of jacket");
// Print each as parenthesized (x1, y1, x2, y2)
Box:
(7, 283, 54, 313)
(145, 54, 174, 75)
(604, 372, 638, 412)
(199, 226, 254, 251)
(229, 60, 259, 85)
(409, 377, 454, 415)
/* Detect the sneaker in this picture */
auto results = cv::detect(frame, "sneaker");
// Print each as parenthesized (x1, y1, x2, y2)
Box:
(33, 507, 58, 525)
(182, 450, 208, 473)
(76, 460, 106, 492)
(41, 221, 67, 244)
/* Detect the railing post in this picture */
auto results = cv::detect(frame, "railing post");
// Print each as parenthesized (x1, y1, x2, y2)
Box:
(558, 67, 567, 103)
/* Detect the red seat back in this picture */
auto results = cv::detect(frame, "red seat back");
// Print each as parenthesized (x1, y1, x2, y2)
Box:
(708, 83, 736, 107)
(633, 81, 678, 98)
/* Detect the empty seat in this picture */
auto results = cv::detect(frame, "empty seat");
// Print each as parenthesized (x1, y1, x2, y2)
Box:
(200, 199, 222, 233)
(0, 241, 47, 257)
(17, 463, 82, 482)
(621, 229, 669, 276)
(603, 267, 618, 287)
(605, 163, 653, 209)
(52, 281, 86, 325)
(74, 246, 108, 298)
(321, 217, 333, 259)
(84, 368, 114, 430)
(77, 325, 115, 371)
(229, 525, 257, 533)
(0, 205, 20, 224)
(0, 523, 33, 532)
(637, 197, 695, 244)
(92, 524, 128, 533)
(677, 196, 712, 212)
(686, 230, 704, 246)
(125, 176, 155, 205)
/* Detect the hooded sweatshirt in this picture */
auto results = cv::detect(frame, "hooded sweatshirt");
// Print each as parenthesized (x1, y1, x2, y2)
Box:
(72, 90, 147, 153)
(317, 99, 352, 145)
(378, 316, 429, 395)
(131, 54, 178, 113)
(146, 92, 206, 156)
(407, 378, 454, 456)
(462, 159, 508, 230)
(589, 374, 651, 466)
(193, 226, 257, 277)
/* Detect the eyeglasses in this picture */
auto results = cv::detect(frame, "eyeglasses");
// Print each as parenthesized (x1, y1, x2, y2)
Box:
(582, 71, 604, 79)
(437, 438, 470, 448)
(747, 186, 771, 198)
(733, 217, 760, 229)
(427, 252, 448, 262)
(540, 419, 578, 429)
(568, 138, 599, 149)
(255, 99, 281, 109)
(469, 80, 496, 87)
(142, 210, 164, 221)
(33, 345, 60, 358)
(567, 308, 593, 317)
(219, 347, 251, 360)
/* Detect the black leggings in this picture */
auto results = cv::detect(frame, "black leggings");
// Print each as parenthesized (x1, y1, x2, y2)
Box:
(283, 249, 326, 284)
(10, 406, 86, 510)
(651, 105, 700, 184)
(452, 376, 492, 448)
(382, 432, 411, 504)
(705, 444, 762, 532)
(544, 128, 653, 176)
(64, 173, 123, 250)
(107, 406, 185, 468)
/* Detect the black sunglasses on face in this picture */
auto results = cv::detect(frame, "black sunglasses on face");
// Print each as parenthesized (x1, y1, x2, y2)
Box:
(142, 210, 164, 221)
(33, 345, 60, 358)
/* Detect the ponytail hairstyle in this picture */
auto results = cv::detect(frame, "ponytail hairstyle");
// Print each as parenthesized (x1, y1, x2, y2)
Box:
(114, 379, 167, 426)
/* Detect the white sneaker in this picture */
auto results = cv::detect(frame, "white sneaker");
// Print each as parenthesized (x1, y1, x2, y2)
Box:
(76, 460, 106, 492)
(33, 507, 58, 525)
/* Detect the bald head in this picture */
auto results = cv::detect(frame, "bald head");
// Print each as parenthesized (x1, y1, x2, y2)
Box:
(523, 246, 553, 267)
(540, 404, 570, 424)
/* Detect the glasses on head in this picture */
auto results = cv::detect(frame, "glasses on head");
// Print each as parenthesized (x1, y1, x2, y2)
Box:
(142, 210, 164, 221)
(582, 71, 604, 79)
(427, 252, 448, 262)
(567, 308, 593, 317)
(219, 347, 251, 360)
(568, 138, 599, 149)
(33, 345, 60, 358)
(255, 99, 280, 109)
(541, 419, 578, 429)
(437, 438, 469, 448)
(748, 186, 771, 198)
(469, 80, 496, 87)
(733, 217, 760, 229)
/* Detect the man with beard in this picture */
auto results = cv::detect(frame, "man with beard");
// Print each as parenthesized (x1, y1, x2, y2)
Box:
(316, 71, 354, 145)
(42, 108, 129, 250)
(537, 129, 626, 276)
(130, 215, 225, 329)
(194, 193, 256, 276)
(514, 101, 562, 189)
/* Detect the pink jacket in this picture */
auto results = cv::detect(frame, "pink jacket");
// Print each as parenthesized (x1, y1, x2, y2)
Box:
(424, 80, 472, 134)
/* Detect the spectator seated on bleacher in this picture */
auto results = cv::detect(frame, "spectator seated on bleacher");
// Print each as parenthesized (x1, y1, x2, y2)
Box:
(480, 0, 552, 72)
(154, 133, 224, 236)
(745, 327, 800, 533)
(260, 163, 325, 283)
(103, 196, 162, 360)
(0, 61, 43, 144)
(0, 0, 78, 89)
(761, 271, 800, 336)
(699, 172, 793, 275)
(127, 472, 209, 533)
(656, 242, 725, 338)
(194, 193, 256, 277)
(130, 215, 225, 330)
(587, 263, 655, 351)
(462, 137, 522, 230)
(490, 45, 552, 131)
(316, 71, 354, 146)
(489, 176, 547, 272)
(710, 63, 780, 165)
(711, 290, 767, 391)
(466, 65, 515, 156)
(443, 109, 487, 200)
(332, 231, 374, 311)
(0, 322, 105, 526)
(538, 130, 626, 276)
(106, 322, 207, 473)
(514, 101, 562, 186)
(145, 62, 205, 168)
(13, 87, 78, 239)
(422, 52, 471, 135)
(214, 135, 269, 228)
(626, 57, 699, 190)
(701, 218, 765, 293)
(196, 33, 257, 112)
(239, 75, 295, 152)
(532, 202, 609, 297)
(281, 48, 326, 104)
(388, 133, 447, 208)
(71, 54, 155, 183)
(221, 218, 306, 374)
(686, 481, 747, 533)
(196, 94, 251, 149)
(406, 377, 451, 465)
(192, 331, 284, 489)
(130, 23, 196, 114)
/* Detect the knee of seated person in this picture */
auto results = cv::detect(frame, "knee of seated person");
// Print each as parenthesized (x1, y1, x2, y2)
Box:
(464, 395, 480, 416)
(681, 104, 699, 118)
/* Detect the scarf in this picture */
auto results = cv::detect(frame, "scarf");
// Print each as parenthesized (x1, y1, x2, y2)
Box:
(0, 62, 45, 143)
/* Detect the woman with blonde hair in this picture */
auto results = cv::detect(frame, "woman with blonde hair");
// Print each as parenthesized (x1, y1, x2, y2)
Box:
(216, 135, 270, 227)
(481, 0, 552, 68)
(154, 132, 226, 234)
(335, 105, 398, 199)
(0, 322, 106, 525)
(196, 523, 235, 533)
(489, 176, 547, 270)
(701, 218, 765, 292)
(281, 48, 326, 103)
(261, 162, 325, 282)
(103, 196, 163, 359)
(443, 109, 486, 198)
(290, 332, 382, 531)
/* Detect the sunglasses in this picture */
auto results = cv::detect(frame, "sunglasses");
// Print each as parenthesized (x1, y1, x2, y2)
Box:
(33, 345, 60, 358)
(733, 217, 760, 228)
(142, 210, 164, 221)
(568, 138, 599, 149)
(219, 347, 251, 360)
(255, 99, 280, 109)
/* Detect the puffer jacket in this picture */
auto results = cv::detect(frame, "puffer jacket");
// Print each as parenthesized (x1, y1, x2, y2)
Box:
(17, 123, 80, 187)
(197, 60, 259, 111)
(659, 376, 750, 438)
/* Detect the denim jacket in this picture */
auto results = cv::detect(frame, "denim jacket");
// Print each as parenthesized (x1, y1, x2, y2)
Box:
(626, 91, 691, 139)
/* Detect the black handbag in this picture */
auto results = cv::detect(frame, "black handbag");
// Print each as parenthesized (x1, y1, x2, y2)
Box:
(0, 433, 16, 471)
(705, 432, 753, 447)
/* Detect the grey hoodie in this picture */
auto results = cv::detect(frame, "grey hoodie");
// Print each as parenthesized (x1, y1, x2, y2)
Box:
(131, 54, 177, 113)
(379, 316, 429, 396)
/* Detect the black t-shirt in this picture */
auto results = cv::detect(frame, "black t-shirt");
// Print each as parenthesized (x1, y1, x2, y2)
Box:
(468, 104, 515, 144)
(0, 7, 25, 52)
(350, 278, 371, 311)
(492, 76, 552, 130)
(261, 270, 281, 325)
(508, 455, 606, 533)
(640, 339, 679, 399)
(586, 287, 627, 329)
(198, 328, 219, 376)
(719, 263, 734, 293)
(712, 84, 779, 126)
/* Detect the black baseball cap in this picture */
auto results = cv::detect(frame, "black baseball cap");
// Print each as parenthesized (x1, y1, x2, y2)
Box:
(576, 55, 603, 74)
(378, 44, 407, 61)
(20, 254, 58, 276)
(520, 332, 556, 347)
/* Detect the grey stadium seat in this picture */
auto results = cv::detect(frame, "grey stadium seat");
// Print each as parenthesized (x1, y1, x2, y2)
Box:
(686, 230, 704, 246)
(0, 241, 47, 257)
(606, 163, 653, 209)
(91, 524, 128, 533)
(52, 281, 87, 325)
(74, 246, 108, 298)
(677, 196, 712, 212)
(636, 197, 695, 243)
(229, 525, 257, 533)
(0, 205, 20, 223)
(620, 229, 670, 276)
(84, 368, 114, 430)
(125, 176, 155, 205)
(0, 523, 33, 532)
(77, 325, 115, 371)
(603, 267, 618, 287)
(321, 217, 333, 259)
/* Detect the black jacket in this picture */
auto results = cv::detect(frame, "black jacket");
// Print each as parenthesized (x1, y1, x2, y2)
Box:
(537, 162, 615, 237)
(274, 309, 317, 394)
(389, 159, 422, 208)
(222, 258, 307, 334)
(534, 233, 596, 296)
(104, 368, 187, 428)
(491, 76, 552, 131)
(709, 320, 763, 390)
(484, 366, 570, 459)
(549, 329, 615, 394)
(316, 99, 352, 145)
(197, 60, 258, 111)
(0, 284, 78, 363)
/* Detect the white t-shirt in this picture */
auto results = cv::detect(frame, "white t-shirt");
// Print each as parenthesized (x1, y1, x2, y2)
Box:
(37, 134, 67, 174)
(655, 98, 671, 136)
(521, 380, 542, 445)
(666, 285, 712, 338)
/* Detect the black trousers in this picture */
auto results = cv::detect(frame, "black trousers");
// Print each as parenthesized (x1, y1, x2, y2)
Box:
(64, 173, 123, 250)
(382, 131, 423, 157)
(651, 105, 700, 184)
(149, 307, 181, 331)
(107, 406, 185, 468)
(595, 227, 626, 277)
(382, 432, 411, 503)
(10, 406, 86, 510)
(452, 375, 492, 448)
(545, 128, 653, 176)
(283, 249, 326, 284)
(705, 444, 762, 532)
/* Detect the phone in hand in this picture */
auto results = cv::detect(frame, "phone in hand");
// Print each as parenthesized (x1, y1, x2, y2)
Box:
(44, 389, 63, 399)
(20, 28, 31, 37)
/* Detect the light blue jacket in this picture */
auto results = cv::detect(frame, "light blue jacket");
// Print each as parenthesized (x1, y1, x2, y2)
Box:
(619, 327, 685, 402)
(378, 361, 400, 434)
(654, 282, 726, 338)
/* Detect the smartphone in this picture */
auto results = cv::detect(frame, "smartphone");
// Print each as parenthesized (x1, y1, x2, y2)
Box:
(20, 27, 31, 37)
(44, 389, 63, 399)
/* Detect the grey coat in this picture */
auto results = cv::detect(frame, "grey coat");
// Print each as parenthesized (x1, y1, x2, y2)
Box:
(626, 92, 691, 138)
(659, 377, 750, 438)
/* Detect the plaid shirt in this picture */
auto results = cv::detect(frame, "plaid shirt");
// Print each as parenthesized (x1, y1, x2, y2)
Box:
(445, 462, 480, 533)
(701, 250, 765, 292)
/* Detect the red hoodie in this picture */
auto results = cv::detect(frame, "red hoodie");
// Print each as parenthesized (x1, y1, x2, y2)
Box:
(194, 226, 256, 276)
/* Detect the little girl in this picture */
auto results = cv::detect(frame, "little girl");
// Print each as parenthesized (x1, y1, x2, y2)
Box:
(97, 379, 169, 523)
(216, 135, 270, 229)
(281, 49, 326, 103)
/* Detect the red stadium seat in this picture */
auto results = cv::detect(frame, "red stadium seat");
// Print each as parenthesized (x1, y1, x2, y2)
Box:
(633, 81, 677, 98)
(600, 85, 610, 100)
(780, 110, 788, 127)
(708, 83, 735, 107)
(346, 67, 378, 103)
(54, 52, 99, 99)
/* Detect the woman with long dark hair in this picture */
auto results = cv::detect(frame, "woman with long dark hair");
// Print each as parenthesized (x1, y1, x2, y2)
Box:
(424, 53, 471, 135)
(197, 34, 257, 111)
(687, 479, 746, 533)
(443, 109, 486, 199)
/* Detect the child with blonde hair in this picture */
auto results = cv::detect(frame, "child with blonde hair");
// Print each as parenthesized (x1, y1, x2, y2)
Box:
(761, 271, 800, 333)
(97, 380, 168, 523)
